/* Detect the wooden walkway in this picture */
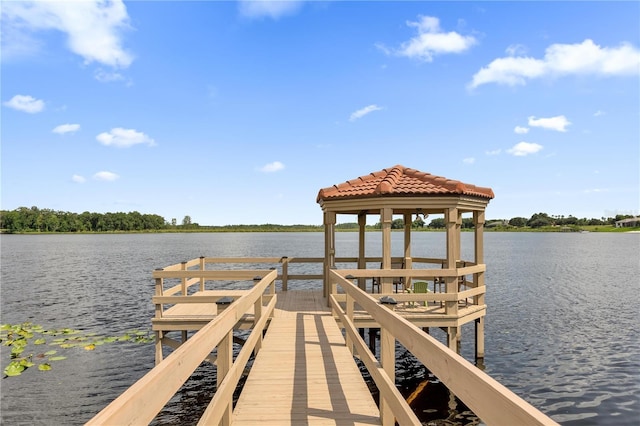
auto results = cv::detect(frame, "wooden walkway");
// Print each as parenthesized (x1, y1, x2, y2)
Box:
(232, 290, 380, 425)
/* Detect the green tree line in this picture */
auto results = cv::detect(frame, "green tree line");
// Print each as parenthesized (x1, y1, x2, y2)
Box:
(370, 212, 636, 230)
(1, 207, 636, 233)
(1, 207, 166, 233)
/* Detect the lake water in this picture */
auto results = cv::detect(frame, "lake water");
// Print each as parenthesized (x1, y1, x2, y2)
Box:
(1, 232, 639, 425)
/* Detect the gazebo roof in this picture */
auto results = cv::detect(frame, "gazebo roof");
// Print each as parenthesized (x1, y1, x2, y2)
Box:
(316, 165, 494, 203)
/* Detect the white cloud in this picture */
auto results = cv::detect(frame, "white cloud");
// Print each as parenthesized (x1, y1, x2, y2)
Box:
(238, 0, 303, 19)
(507, 141, 543, 156)
(463, 157, 476, 164)
(349, 104, 383, 122)
(93, 171, 120, 181)
(96, 128, 155, 148)
(528, 115, 571, 132)
(53, 123, 80, 134)
(470, 39, 640, 88)
(514, 126, 529, 134)
(3, 94, 45, 113)
(72, 174, 86, 183)
(594, 110, 606, 117)
(1, 0, 133, 68)
(259, 161, 285, 173)
(383, 15, 476, 62)
(485, 149, 501, 155)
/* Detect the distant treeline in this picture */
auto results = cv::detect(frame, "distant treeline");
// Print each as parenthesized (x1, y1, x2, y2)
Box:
(0, 207, 166, 233)
(0, 207, 636, 234)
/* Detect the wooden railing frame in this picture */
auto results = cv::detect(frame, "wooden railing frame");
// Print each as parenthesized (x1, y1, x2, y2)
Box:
(87, 269, 278, 426)
(154, 255, 481, 297)
(329, 270, 558, 426)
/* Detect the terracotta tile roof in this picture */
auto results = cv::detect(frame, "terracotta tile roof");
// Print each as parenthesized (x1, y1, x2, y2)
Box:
(317, 165, 494, 202)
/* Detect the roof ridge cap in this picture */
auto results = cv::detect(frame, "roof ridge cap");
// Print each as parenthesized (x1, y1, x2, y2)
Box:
(375, 165, 405, 194)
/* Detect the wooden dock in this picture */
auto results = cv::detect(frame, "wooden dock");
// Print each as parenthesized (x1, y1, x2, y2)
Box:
(233, 290, 379, 424)
(88, 259, 559, 426)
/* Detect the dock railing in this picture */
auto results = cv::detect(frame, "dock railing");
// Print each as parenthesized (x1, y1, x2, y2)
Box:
(329, 269, 558, 426)
(87, 269, 278, 426)
(153, 256, 482, 301)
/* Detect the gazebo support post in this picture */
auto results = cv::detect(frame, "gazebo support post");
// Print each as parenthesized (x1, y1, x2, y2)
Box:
(358, 212, 367, 291)
(381, 207, 393, 294)
(445, 207, 461, 353)
(323, 211, 336, 304)
(403, 212, 412, 291)
(474, 210, 486, 360)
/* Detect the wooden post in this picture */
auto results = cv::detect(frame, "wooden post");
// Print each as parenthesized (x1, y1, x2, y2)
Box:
(403, 212, 412, 291)
(218, 330, 233, 425)
(154, 272, 164, 365)
(476, 317, 485, 360)
(199, 256, 205, 291)
(474, 210, 486, 360)
(345, 292, 354, 354)
(445, 208, 459, 353)
(358, 212, 367, 291)
(380, 326, 396, 425)
(381, 208, 393, 294)
(180, 261, 187, 295)
(254, 295, 263, 355)
(180, 259, 187, 347)
(154, 331, 163, 366)
(447, 326, 459, 353)
(281, 256, 289, 292)
(323, 211, 336, 302)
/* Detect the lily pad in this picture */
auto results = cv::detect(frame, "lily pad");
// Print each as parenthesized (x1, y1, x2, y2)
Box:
(38, 363, 52, 371)
(4, 362, 25, 376)
(19, 359, 35, 368)
(34, 338, 46, 345)
(48, 356, 67, 361)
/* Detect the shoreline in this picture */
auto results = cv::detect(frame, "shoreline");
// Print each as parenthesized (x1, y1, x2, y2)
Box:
(2, 227, 639, 235)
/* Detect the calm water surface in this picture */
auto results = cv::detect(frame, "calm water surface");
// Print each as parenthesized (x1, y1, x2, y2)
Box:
(1, 232, 639, 425)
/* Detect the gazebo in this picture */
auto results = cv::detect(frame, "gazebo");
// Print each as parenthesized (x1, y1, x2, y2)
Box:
(316, 164, 494, 356)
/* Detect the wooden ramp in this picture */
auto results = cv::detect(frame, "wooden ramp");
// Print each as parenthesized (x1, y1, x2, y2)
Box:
(232, 290, 380, 425)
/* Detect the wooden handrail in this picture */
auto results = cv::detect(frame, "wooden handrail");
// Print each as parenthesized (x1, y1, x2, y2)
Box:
(330, 270, 558, 426)
(152, 269, 275, 279)
(87, 270, 278, 425)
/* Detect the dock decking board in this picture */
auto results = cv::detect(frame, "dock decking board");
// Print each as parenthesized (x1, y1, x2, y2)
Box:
(232, 290, 380, 425)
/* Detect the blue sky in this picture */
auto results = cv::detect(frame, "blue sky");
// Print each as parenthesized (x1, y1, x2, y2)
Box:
(2, 1, 639, 226)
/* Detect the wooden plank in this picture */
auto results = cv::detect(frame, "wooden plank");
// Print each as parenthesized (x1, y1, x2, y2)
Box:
(233, 309, 380, 425)
(152, 269, 274, 279)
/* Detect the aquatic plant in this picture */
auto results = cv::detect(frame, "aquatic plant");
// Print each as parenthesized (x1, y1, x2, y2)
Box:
(1, 322, 154, 377)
